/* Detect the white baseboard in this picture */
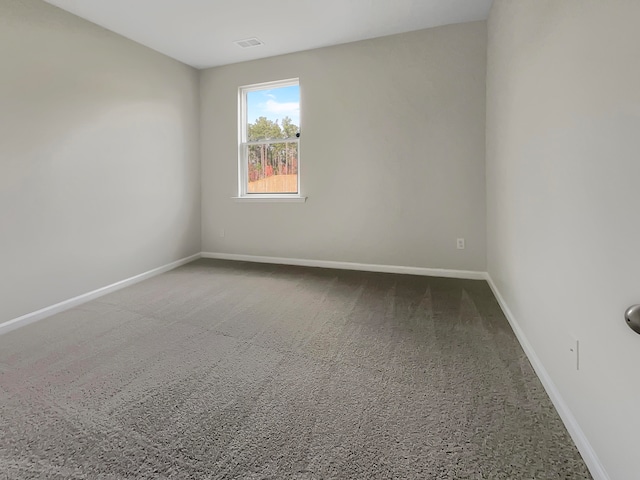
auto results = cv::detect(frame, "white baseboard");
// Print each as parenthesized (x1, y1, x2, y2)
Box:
(484, 273, 609, 480)
(0, 253, 201, 336)
(201, 252, 486, 280)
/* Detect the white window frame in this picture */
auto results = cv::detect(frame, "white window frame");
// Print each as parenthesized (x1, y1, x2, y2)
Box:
(236, 78, 305, 202)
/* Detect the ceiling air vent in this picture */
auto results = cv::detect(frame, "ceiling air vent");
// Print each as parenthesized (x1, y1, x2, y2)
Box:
(234, 37, 264, 48)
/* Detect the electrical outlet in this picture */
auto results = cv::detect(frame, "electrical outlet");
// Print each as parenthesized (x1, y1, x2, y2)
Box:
(568, 335, 579, 370)
(457, 238, 465, 250)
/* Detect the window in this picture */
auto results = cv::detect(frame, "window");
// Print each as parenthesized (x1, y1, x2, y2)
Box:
(238, 79, 301, 199)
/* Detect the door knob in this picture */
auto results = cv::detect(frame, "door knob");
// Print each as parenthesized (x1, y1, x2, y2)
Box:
(625, 305, 640, 334)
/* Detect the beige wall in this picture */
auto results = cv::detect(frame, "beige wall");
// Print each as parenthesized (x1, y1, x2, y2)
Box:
(487, 1, 640, 479)
(0, 0, 201, 324)
(200, 22, 487, 272)
(7, 1, 635, 476)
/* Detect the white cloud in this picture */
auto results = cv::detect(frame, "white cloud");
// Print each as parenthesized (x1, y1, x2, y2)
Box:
(264, 99, 300, 118)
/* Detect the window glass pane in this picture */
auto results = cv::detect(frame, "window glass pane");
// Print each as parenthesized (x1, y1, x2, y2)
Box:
(246, 84, 300, 141)
(247, 142, 298, 194)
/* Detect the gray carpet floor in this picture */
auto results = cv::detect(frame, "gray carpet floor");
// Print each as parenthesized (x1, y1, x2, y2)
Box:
(0, 259, 591, 479)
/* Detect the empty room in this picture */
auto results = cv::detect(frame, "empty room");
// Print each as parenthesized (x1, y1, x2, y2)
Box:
(1, 0, 638, 478)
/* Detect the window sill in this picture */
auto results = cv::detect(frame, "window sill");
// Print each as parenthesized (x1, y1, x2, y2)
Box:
(232, 195, 307, 203)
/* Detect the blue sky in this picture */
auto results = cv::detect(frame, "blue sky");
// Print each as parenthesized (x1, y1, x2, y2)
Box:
(247, 85, 300, 127)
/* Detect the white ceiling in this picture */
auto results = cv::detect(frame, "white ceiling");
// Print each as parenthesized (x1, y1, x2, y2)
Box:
(42, 0, 493, 69)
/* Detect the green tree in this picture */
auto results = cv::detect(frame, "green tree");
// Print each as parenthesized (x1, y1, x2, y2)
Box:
(279, 117, 299, 175)
(247, 116, 299, 180)
(247, 117, 279, 179)
(248, 116, 282, 141)
(281, 116, 298, 139)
